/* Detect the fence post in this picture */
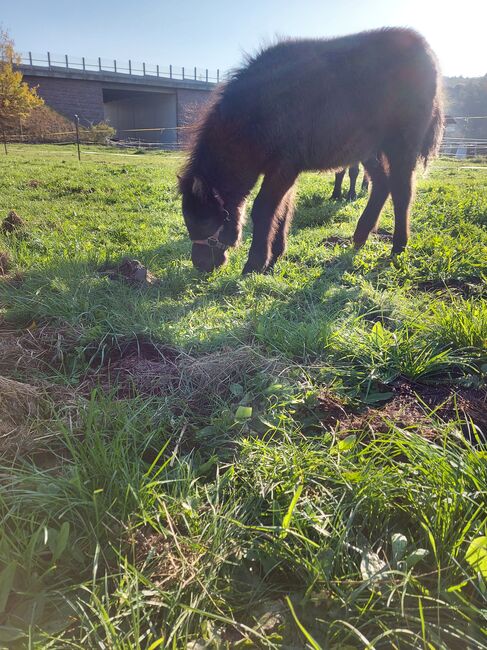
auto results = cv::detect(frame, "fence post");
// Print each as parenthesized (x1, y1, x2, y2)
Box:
(82, 56, 86, 71)
(129, 59, 132, 75)
(29, 51, 33, 66)
(194, 66, 197, 80)
(217, 69, 220, 83)
(169, 64, 172, 79)
(98, 57, 102, 72)
(74, 114, 81, 161)
(65, 54, 69, 68)
(143, 62, 146, 75)
(206, 69, 208, 83)
(156, 64, 159, 77)
(47, 51, 51, 68)
(114, 59, 117, 73)
(182, 66, 185, 80)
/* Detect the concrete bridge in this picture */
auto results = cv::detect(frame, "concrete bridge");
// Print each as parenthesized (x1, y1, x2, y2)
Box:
(20, 53, 220, 145)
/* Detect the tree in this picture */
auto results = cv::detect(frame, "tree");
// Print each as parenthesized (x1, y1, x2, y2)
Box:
(0, 30, 43, 145)
(445, 76, 487, 139)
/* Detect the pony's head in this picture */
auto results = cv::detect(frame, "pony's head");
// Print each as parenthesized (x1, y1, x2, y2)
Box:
(180, 175, 238, 272)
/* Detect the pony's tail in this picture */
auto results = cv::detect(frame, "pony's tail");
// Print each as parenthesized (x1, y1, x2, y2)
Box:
(420, 96, 444, 166)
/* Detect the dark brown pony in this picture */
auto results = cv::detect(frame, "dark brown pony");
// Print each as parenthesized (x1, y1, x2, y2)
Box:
(179, 28, 443, 273)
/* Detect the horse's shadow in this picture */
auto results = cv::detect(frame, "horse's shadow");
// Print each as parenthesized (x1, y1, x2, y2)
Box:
(292, 190, 360, 232)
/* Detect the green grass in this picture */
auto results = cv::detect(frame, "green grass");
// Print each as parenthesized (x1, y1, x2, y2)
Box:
(0, 144, 486, 649)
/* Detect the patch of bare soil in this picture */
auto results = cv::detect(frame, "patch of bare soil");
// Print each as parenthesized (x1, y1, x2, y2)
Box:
(99, 258, 159, 286)
(317, 380, 486, 440)
(27, 179, 41, 188)
(82, 335, 276, 413)
(82, 337, 179, 399)
(416, 276, 486, 298)
(321, 235, 350, 246)
(0, 324, 278, 415)
(128, 526, 202, 589)
(402, 380, 487, 440)
(2, 210, 25, 234)
(373, 228, 393, 241)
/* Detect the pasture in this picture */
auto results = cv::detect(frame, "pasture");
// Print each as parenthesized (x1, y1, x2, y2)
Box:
(0, 144, 486, 648)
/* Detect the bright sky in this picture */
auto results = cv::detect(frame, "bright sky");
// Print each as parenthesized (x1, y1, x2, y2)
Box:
(2, 0, 486, 77)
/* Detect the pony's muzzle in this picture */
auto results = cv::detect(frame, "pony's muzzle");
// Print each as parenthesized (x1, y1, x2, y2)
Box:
(191, 243, 227, 272)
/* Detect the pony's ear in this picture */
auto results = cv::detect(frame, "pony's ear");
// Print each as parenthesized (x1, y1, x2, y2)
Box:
(192, 176, 207, 201)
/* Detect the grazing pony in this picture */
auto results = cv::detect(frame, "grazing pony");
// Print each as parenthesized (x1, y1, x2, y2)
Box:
(331, 164, 369, 201)
(179, 28, 443, 273)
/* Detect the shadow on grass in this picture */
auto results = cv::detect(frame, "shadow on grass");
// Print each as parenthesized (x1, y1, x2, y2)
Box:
(293, 191, 359, 232)
(0, 231, 362, 393)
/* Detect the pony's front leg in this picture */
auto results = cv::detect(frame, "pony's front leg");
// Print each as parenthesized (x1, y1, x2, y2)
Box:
(242, 168, 296, 274)
(266, 187, 296, 273)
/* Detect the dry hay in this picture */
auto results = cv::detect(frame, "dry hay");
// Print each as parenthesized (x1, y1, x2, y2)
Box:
(83, 337, 279, 413)
(0, 327, 280, 418)
(0, 324, 80, 377)
(178, 346, 273, 408)
(0, 326, 82, 456)
(0, 375, 52, 457)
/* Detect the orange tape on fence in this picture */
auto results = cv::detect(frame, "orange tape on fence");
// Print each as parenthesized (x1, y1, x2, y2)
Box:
(7, 130, 78, 138)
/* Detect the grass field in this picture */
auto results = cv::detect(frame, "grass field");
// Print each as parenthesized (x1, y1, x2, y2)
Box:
(0, 144, 486, 649)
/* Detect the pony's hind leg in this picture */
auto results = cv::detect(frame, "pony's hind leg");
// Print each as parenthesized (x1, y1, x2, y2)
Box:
(243, 166, 297, 274)
(347, 165, 360, 201)
(331, 169, 346, 200)
(386, 150, 417, 254)
(353, 156, 389, 248)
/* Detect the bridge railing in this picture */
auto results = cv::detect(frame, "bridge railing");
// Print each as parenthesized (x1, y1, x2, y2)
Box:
(19, 51, 223, 83)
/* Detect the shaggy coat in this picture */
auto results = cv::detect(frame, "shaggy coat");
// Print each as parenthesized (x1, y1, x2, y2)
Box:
(180, 28, 444, 273)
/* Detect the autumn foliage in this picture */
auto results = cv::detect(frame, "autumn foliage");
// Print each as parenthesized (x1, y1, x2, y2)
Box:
(0, 31, 43, 132)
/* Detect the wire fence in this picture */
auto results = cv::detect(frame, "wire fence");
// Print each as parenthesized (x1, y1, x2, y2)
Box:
(440, 137, 487, 158)
(3, 121, 487, 160)
(19, 51, 223, 84)
(2, 125, 191, 153)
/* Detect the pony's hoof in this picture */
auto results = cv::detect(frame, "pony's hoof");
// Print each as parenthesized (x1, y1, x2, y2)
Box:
(391, 245, 406, 257)
(242, 257, 269, 274)
(242, 263, 263, 275)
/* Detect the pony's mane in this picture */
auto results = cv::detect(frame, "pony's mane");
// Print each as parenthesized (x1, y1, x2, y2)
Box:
(179, 87, 226, 187)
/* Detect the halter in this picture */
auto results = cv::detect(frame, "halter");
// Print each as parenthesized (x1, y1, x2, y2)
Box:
(191, 211, 231, 251)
